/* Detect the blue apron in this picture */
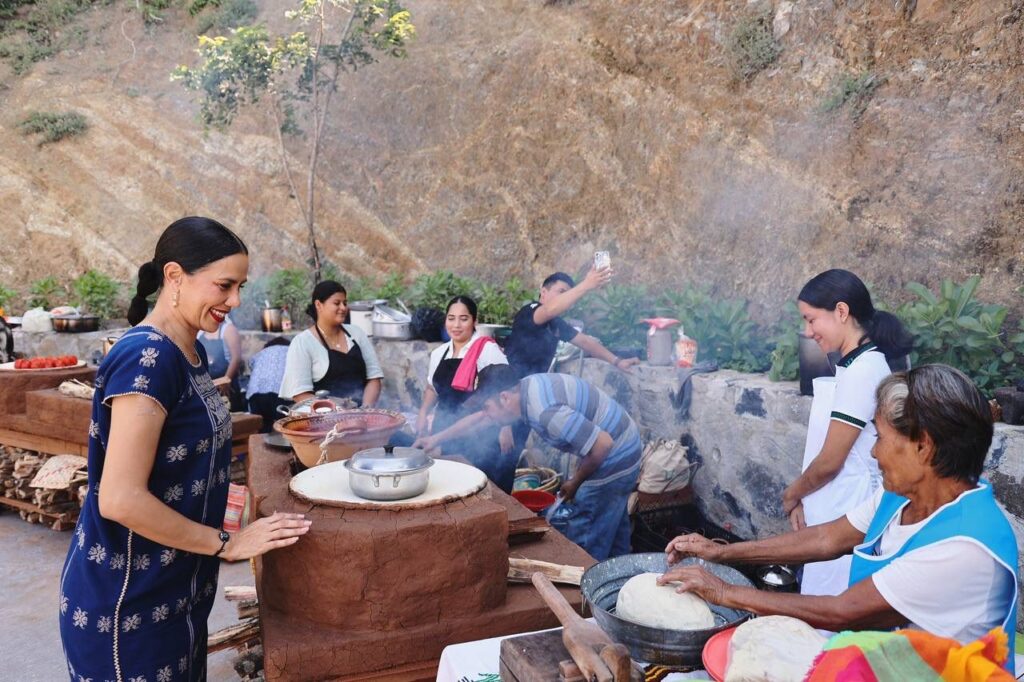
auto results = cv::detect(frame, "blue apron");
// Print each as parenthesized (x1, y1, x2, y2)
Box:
(849, 479, 1019, 672)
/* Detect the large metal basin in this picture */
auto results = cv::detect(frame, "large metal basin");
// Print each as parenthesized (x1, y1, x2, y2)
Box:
(580, 552, 753, 666)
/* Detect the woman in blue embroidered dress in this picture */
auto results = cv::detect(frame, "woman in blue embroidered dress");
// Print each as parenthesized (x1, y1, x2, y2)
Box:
(660, 365, 1019, 673)
(59, 217, 311, 682)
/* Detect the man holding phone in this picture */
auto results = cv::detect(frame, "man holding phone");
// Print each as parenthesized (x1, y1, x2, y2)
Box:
(504, 259, 640, 379)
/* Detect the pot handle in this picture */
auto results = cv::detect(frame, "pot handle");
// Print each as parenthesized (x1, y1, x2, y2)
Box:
(372, 475, 381, 488)
(392, 475, 401, 488)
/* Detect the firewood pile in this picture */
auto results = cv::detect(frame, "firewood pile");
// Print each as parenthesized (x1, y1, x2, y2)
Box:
(0, 445, 86, 530)
(214, 585, 263, 681)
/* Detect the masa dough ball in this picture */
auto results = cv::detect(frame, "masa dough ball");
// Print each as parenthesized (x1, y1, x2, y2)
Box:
(615, 572, 716, 630)
(725, 615, 827, 682)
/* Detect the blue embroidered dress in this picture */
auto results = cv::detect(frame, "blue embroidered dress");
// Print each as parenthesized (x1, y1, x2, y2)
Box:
(59, 326, 233, 682)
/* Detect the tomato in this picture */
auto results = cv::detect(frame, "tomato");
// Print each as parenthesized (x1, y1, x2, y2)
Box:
(14, 359, 25, 369)
(28, 359, 42, 369)
(68, 355, 78, 366)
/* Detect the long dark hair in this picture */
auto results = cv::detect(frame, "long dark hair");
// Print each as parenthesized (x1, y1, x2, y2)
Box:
(128, 217, 248, 326)
(798, 269, 913, 361)
(446, 295, 478, 321)
(306, 280, 347, 322)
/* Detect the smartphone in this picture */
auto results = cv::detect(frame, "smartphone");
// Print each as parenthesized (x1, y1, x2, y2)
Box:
(594, 251, 611, 270)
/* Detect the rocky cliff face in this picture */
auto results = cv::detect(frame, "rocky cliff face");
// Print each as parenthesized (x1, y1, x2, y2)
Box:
(1, 0, 1021, 315)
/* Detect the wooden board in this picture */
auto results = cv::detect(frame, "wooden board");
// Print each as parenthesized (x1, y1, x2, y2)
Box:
(288, 458, 488, 510)
(500, 629, 577, 682)
(0, 364, 95, 416)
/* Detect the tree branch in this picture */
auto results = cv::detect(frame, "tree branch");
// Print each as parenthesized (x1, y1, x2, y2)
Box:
(270, 97, 311, 230)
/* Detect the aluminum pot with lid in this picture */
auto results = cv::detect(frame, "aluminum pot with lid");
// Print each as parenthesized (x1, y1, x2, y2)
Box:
(344, 445, 433, 500)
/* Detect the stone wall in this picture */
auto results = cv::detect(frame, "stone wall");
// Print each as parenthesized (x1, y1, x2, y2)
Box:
(14, 330, 1024, 626)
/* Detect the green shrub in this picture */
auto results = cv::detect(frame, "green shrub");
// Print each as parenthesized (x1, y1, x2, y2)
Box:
(768, 302, 802, 381)
(896, 276, 1024, 394)
(0, 0, 93, 74)
(19, 111, 88, 145)
(476, 277, 531, 325)
(71, 269, 122, 318)
(267, 268, 310, 316)
(27, 275, 65, 309)
(660, 286, 772, 372)
(726, 3, 780, 80)
(577, 284, 652, 354)
(373, 272, 408, 306)
(820, 71, 882, 120)
(406, 270, 479, 312)
(0, 283, 19, 313)
(194, 0, 256, 34)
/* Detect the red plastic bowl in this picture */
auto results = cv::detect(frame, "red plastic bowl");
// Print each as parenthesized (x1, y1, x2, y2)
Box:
(512, 489, 556, 513)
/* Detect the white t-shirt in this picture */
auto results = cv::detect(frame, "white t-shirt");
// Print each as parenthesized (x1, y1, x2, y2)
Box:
(427, 332, 508, 387)
(846, 487, 1014, 643)
(278, 326, 384, 400)
(828, 346, 890, 491)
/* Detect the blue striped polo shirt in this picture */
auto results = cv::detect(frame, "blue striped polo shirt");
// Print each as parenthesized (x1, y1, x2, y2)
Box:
(520, 373, 641, 480)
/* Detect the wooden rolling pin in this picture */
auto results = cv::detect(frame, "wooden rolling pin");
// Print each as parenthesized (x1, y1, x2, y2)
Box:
(531, 572, 632, 682)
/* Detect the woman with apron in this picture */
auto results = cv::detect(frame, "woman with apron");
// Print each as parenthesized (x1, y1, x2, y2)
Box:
(278, 281, 383, 407)
(415, 296, 517, 492)
(197, 315, 244, 410)
(782, 269, 913, 596)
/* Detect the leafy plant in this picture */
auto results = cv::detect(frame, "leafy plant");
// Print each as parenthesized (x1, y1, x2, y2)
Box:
(578, 284, 652, 354)
(406, 270, 478, 312)
(768, 302, 802, 381)
(18, 111, 88, 146)
(27, 275, 65, 310)
(660, 286, 772, 372)
(266, 268, 310, 315)
(726, 2, 780, 81)
(71, 269, 122, 318)
(0, 283, 19, 314)
(373, 272, 408, 306)
(0, 0, 92, 74)
(194, 0, 257, 34)
(895, 276, 1024, 394)
(820, 71, 882, 121)
(137, 0, 171, 24)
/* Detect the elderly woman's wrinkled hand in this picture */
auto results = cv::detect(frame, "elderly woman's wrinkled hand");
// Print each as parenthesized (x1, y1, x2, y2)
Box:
(665, 533, 721, 565)
(657, 566, 729, 606)
(222, 512, 311, 561)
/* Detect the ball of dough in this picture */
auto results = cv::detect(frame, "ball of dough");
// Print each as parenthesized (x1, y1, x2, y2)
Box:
(726, 615, 826, 682)
(615, 572, 716, 630)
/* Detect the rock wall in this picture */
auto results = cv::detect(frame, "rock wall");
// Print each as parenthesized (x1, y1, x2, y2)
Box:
(2, 0, 1023, 317)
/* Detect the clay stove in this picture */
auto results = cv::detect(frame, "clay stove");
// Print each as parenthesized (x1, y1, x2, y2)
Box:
(247, 437, 594, 681)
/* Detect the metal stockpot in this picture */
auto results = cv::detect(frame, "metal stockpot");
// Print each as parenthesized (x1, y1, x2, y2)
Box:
(580, 552, 754, 666)
(344, 445, 433, 500)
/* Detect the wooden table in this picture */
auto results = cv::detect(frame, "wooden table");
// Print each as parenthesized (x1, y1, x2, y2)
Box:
(0, 365, 96, 417)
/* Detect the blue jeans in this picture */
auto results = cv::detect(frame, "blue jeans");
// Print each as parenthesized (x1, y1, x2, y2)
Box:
(559, 461, 640, 560)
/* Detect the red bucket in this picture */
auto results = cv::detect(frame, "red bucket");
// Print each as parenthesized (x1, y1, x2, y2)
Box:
(512, 489, 556, 513)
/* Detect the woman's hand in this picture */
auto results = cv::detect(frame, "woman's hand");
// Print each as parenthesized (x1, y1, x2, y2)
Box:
(665, 533, 722, 565)
(499, 425, 515, 455)
(221, 512, 311, 561)
(656, 566, 730, 606)
(789, 502, 806, 532)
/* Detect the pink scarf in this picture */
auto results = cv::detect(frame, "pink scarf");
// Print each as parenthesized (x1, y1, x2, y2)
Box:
(452, 336, 495, 392)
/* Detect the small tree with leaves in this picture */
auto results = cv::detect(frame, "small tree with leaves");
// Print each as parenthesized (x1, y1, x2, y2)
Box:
(173, 0, 414, 281)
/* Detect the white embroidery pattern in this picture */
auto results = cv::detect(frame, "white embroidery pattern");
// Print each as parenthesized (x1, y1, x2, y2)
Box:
(133, 554, 151, 571)
(132, 375, 150, 391)
(109, 553, 126, 571)
(165, 444, 187, 463)
(139, 348, 159, 367)
(191, 479, 206, 497)
(151, 604, 169, 622)
(196, 438, 210, 453)
(175, 597, 189, 614)
(163, 484, 183, 503)
(87, 543, 107, 565)
(178, 656, 188, 673)
(88, 420, 100, 439)
(217, 468, 227, 485)
(77, 675, 92, 682)
(147, 332, 163, 341)
(122, 613, 141, 632)
(76, 525, 85, 549)
(157, 666, 173, 682)
(160, 549, 177, 567)
(96, 615, 112, 633)
(128, 676, 147, 682)
(60, 593, 69, 614)
(72, 607, 88, 629)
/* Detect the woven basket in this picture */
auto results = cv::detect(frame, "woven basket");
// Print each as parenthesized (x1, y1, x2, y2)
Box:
(514, 466, 560, 493)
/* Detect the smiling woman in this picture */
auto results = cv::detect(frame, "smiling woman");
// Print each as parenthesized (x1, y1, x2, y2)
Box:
(59, 217, 312, 682)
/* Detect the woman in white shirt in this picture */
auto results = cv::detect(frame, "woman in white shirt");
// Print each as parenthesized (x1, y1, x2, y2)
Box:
(416, 295, 516, 492)
(279, 281, 383, 406)
(782, 269, 913, 596)
(661, 365, 1018, 673)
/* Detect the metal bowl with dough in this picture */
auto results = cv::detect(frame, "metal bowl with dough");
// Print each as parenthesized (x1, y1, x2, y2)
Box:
(580, 552, 753, 666)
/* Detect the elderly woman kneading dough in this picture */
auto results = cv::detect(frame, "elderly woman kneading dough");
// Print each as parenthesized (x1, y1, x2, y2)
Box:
(660, 364, 1020, 674)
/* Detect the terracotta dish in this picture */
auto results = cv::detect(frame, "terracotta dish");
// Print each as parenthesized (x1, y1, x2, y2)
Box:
(273, 408, 406, 467)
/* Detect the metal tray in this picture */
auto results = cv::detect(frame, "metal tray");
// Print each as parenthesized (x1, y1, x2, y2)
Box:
(580, 552, 753, 666)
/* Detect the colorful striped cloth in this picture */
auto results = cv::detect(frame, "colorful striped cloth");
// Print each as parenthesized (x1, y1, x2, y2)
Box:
(806, 627, 1014, 681)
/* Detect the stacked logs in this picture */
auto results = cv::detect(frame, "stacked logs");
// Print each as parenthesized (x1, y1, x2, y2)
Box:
(0, 445, 85, 530)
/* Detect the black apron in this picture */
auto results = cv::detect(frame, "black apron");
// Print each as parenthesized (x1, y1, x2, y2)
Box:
(313, 326, 368, 405)
(431, 348, 516, 493)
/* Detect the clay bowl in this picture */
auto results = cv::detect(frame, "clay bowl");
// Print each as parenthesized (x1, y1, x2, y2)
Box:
(273, 408, 406, 468)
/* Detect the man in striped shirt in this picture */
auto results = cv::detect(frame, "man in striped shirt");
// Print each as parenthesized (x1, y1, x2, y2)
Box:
(471, 365, 641, 559)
